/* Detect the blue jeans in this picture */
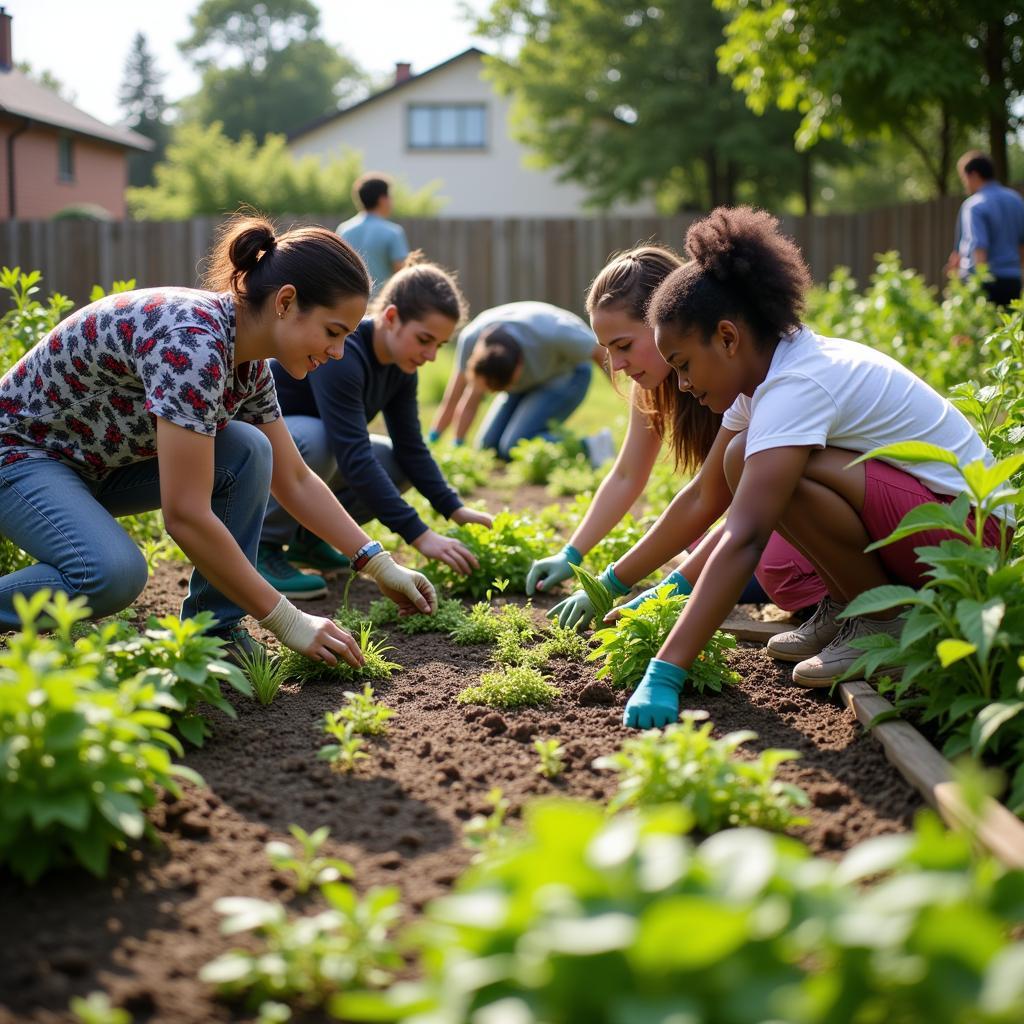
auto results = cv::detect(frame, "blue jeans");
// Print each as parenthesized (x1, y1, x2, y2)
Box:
(261, 415, 409, 545)
(0, 420, 273, 631)
(478, 362, 593, 460)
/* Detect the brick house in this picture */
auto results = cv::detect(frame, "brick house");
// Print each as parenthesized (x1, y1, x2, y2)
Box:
(0, 8, 151, 219)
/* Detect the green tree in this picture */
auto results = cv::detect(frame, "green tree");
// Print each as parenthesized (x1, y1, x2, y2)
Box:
(178, 0, 368, 140)
(126, 121, 440, 219)
(118, 32, 170, 187)
(716, 1, 1024, 194)
(475, 0, 817, 212)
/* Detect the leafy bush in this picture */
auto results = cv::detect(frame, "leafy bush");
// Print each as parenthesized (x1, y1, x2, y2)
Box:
(508, 434, 584, 486)
(336, 804, 1024, 1024)
(581, 511, 656, 580)
(430, 444, 499, 495)
(595, 710, 809, 830)
(279, 624, 401, 683)
(590, 584, 741, 691)
(457, 665, 560, 710)
(428, 511, 554, 597)
(0, 592, 202, 882)
(546, 459, 602, 496)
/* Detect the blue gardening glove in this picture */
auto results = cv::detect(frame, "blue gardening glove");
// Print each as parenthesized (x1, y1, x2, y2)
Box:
(526, 544, 582, 595)
(612, 570, 692, 617)
(549, 563, 631, 632)
(427, 428, 441, 444)
(624, 658, 688, 729)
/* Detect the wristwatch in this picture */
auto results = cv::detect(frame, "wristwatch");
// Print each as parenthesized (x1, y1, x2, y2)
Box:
(352, 540, 384, 572)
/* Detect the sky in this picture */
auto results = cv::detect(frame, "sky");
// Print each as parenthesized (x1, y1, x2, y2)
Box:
(5, 0, 493, 125)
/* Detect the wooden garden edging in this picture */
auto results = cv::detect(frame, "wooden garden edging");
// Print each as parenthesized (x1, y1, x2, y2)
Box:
(721, 615, 1024, 870)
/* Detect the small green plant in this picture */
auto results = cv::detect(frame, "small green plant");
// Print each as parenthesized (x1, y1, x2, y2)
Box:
(200, 881, 402, 1008)
(581, 512, 656, 580)
(570, 563, 615, 622)
(539, 621, 592, 662)
(534, 738, 566, 779)
(237, 641, 290, 707)
(595, 710, 809, 831)
(319, 717, 369, 773)
(457, 665, 560, 710)
(69, 992, 132, 1024)
(336, 683, 395, 736)
(265, 825, 354, 894)
(462, 787, 512, 859)
(546, 458, 602, 496)
(590, 585, 741, 692)
(279, 623, 401, 683)
(358, 595, 469, 635)
(430, 443, 499, 494)
(0, 266, 74, 360)
(449, 583, 535, 648)
(508, 433, 584, 485)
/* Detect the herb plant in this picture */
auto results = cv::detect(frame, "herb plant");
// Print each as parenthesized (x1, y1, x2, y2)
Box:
(359, 595, 469, 634)
(538, 621, 592, 662)
(336, 683, 395, 736)
(237, 641, 289, 707)
(590, 585, 741, 691)
(534, 738, 566, 779)
(265, 825, 353, 894)
(508, 434, 583, 485)
(319, 718, 369, 773)
(279, 623, 401, 683)
(457, 665, 560, 710)
(430, 443, 498, 494)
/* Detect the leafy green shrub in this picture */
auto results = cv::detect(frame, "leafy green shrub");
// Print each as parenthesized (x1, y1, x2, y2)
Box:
(265, 825, 353, 894)
(546, 459, 602, 496)
(359, 595, 468, 634)
(458, 666, 560, 710)
(508, 434, 583, 485)
(200, 881, 402, 1009)
(279, 624, 401, 683)
(336, 804, 1024, 1024)
(595, 710, 809, 830)
(590, 585, 741, 691)
(581, 512, 656, 580)
(430, 443, 499, 495)
(0, 266, 73, 362)
(0, 591, 202, 882)
(428, 512, 554, 597)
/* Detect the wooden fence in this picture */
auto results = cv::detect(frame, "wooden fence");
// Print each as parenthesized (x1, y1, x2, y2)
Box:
(0, 197, 962, 314)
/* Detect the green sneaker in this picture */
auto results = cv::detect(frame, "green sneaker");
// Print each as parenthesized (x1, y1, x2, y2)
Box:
(287, 532, 352, 574)
(257, 543, 328, 600)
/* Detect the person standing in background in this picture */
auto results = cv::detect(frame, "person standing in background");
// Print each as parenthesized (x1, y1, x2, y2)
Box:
(946, 151, 1024, 306)
(338, 173, 411, 297)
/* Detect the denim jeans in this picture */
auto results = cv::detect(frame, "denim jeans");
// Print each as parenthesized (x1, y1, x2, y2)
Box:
(0, 420, 273, 631)
(261, 415, 409, 545)
(478, 362, 593, 460)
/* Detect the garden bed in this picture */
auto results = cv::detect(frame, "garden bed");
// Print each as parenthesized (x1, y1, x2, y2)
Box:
(1, 548, 923, 1024)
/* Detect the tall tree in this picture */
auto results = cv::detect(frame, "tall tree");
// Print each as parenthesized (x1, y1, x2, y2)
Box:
(716, 0, 1024, 193)
(178, 0, 367, 140)
(474, 0, 818, 212)
(118, 33, 170, 188)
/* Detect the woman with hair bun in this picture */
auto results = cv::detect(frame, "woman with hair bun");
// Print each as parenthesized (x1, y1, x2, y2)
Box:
(259, 255, 494, 591)
(0, 214, 436, 667)
(597, 207, 1010, 728)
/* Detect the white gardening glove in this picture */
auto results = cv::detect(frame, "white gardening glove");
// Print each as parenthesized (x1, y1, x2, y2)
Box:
(259, 595, 363, 667)
(360, 551, 436, 615)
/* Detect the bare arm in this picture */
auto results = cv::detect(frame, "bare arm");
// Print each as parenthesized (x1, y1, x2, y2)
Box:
(611, 425, 739, 586)
(659, 445, 810, 668)
(431, 364, 468, 436)
(453, 375, 486, 443)
(568, 398, 661, 555)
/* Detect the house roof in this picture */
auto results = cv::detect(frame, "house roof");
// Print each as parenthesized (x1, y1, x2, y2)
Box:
(288, 47, 485, 144)
(0, 68, 153, 151)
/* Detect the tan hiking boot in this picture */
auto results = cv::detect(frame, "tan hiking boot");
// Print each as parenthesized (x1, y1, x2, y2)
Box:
(766, 596, 847, 663)
(791, 615, 904, 688)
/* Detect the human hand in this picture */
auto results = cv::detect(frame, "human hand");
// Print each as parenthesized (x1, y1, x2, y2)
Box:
(451, 506, 493, 529)
(549, 563, 630, 631)
(413, 528, 479, 576)
(360, 551, 437, 614)
(603, 569, 691, 624)
(526, 543, 582, 595)
(623, 658, 688, 729)
(258, 596, 364, 668)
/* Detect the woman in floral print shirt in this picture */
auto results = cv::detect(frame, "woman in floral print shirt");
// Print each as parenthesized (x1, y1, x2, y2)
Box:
(0, 215, 436, 664)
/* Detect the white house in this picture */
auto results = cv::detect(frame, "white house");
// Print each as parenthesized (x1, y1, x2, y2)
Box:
(287, 48, 655, 218)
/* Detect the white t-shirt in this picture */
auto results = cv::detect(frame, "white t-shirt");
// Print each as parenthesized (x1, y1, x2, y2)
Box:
(721, 325, 1011, 520)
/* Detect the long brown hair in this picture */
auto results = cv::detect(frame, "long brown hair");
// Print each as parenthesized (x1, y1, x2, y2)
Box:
(204, 212, 370, 312)
(586, 244, 720, 474)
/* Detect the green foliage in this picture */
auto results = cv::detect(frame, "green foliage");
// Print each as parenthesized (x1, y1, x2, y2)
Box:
(595, 710, 809, 831)
(338, 803, 1024, 1024)
(118, 31, 169, 187)
(642, 459, 684, 516)
(842, 442, 1024, 811)
(200, 881, 402, 1009)
(458, 665, 560, 710)
(360, 595, 469, 635)
(0, 266, 74, 363)
(265, 825, 353, 894)
(461, 787, 512, 859)
(237, 642, 290, 707)
(538, 621, 592, 662)
(279, 623, 401, 683)
(428, 511, 554, 597)
(429, 443, 499, 495)
(507, 434, 583, 485)
(534, 738, 566, 779)
(581, 511, 655, 579)
(570, 563, 615, 622)
(127, 122, 440, 219)
(334, 683, 395, 736)
(0, 591, 202, 882)
(318, 720, 368, 773)
(546, 459, 602, 497)
(590, 585, 741, 691)
(70, 992, 132, 1024)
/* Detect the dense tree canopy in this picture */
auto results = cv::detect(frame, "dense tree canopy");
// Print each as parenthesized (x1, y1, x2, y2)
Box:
(118, 33, 170, 187)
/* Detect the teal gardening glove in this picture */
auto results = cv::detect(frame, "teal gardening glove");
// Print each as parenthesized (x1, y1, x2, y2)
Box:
(526, 544, 582, 595)
(624, 658, 688, 729)
(549, 563, 631, 632)
(613, 570, 692, 616)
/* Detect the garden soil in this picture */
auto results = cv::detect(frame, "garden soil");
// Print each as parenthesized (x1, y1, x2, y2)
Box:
(1, 492, 924, 1024)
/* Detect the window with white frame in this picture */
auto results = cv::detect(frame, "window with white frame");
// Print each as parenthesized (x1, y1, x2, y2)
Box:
(407, 104, 487, 150)
(57, 135, 75, 182)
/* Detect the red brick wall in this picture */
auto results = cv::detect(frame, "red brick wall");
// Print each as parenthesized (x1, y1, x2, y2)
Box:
(0, 117, 130, 219)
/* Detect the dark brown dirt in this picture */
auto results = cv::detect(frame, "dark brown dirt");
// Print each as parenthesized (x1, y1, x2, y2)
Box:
(0, 556, 923, 1024)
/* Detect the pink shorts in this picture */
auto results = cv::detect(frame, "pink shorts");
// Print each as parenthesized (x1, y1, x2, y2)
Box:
(860, 459, 1008, 587)
(755, 533, 826, 612)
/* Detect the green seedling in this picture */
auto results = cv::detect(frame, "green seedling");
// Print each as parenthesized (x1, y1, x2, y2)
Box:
(265, 825, 354, 894)
(280, 623, 401, 683)
(534, 738, 566, 779)
(319, 716, 369, 773)
(462, 787, 512, 859)
(457, 665, 560, 710)
(236, 641, 289, 707)
(337, 683, 395, 736)
(69, 992, 132, 1024)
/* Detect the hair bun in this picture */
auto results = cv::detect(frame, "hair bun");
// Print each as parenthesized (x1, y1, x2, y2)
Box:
(228, 219, 278, 274)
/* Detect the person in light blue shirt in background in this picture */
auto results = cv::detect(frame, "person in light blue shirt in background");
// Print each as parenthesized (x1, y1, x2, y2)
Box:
(945, 150, 1024, 306)
(338, 173, 411, 296)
